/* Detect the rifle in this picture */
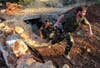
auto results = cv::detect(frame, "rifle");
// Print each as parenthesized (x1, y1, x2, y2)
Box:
(23, 40, 45, 63)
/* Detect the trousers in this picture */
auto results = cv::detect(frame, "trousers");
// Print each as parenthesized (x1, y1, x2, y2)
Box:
(64, 32, 74, 55)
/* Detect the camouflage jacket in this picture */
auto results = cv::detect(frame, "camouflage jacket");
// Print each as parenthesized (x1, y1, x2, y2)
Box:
(40, 24, 55, 39)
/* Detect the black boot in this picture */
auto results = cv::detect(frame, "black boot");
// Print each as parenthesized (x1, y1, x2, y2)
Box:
(64, 44, 72, 55)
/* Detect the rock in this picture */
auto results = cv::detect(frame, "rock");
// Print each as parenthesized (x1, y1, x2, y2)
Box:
(87, 48, 91, 52)
(0, 51, 7, 67)
(0, 23, 5, 28)
(30, 61, 55, 68)
(63, 64, 70, 68)
(17, 58, 55, 68)
(15, 26, 24, 34)
(11, 39, 28, 57)
(5, 2, 22, 15)
(20, 33, 30, 40)
(0, 42, 17, 68)
(6, 34, 19, 46)
(6, 34, 29, 57)
(16, 54, 36, 68)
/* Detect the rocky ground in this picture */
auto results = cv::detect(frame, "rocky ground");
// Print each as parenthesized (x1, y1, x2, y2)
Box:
(0, 3, 100, 68)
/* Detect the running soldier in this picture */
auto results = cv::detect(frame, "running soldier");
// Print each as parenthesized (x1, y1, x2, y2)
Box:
(54, 5, 93, 58)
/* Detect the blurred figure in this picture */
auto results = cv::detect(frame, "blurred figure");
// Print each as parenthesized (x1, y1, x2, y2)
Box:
(39, 19, 55, 42)
(54, 5, 93, 58)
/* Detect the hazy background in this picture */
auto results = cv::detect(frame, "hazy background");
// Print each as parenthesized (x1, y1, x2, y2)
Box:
(0, 0, 99, 8)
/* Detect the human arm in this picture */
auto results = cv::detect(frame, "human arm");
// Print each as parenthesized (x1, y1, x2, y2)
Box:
(87, 23, 93, 36)
(39, 27, 43, 39)
(82, 17, 93, 36)
(54, 14, 64, 27)
(39, 31, 43, 39)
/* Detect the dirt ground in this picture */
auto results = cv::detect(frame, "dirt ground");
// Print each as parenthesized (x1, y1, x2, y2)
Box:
(36, 3, 100, 68)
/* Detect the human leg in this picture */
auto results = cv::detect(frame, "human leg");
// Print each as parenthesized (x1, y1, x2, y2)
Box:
(64, 32, 74, 55)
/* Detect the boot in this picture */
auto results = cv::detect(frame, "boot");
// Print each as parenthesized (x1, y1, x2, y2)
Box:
(64, 44, 72, 55)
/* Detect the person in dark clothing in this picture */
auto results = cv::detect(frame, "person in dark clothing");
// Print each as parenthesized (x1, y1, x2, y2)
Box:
(39, 19, 55, 42)
(54, 5, 93, 58)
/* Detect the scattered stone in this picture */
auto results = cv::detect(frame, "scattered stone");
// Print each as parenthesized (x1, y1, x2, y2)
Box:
(87, 48, 91, 52)
(30, 61, 55, 68)
(63, 64, 70, 68)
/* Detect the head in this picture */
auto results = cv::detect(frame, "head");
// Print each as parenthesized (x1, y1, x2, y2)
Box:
(44, 19, 50, 27)
(76, 5, 88, 17)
